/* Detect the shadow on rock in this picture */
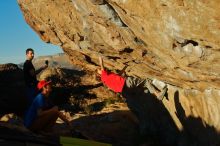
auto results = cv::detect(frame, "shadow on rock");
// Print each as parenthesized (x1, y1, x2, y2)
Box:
(0, 64, 27, 117)
(174, 91, 220, 146)
(50, 82, 103, 113)
(123, 86, 179, 146)
(70, 110, 139, 146)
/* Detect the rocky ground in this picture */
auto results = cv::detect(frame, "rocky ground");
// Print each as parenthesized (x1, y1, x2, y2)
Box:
(0, 61, 142, 146)
(39, 66, 141, 146)
(1, 54, 220, 146)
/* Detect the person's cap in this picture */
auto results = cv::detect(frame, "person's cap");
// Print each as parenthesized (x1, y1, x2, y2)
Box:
(37, 80, 52, 90)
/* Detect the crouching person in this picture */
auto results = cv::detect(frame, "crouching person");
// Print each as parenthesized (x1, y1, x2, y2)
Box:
(24, 80, 71, 132)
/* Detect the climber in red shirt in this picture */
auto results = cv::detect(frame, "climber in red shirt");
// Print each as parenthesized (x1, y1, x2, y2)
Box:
(97, 57, 168, 100)
(100, 69, 125, 93)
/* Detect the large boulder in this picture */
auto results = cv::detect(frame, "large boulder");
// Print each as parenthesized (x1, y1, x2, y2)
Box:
(17, 0, 220, 90)
(0, 64, 27, 116)
(18, 0, 220, 145)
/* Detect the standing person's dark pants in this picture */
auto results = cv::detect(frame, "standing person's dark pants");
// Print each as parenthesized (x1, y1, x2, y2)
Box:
(26, 85, 38, 106)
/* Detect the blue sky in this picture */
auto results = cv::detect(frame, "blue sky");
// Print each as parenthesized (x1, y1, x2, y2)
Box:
(0, 1, 63, 64)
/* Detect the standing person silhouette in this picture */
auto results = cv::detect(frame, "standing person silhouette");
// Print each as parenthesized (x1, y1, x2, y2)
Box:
(23, 48, 48, 105)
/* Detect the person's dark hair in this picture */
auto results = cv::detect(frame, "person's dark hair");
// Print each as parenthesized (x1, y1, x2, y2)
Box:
(26, 48, 34, 54)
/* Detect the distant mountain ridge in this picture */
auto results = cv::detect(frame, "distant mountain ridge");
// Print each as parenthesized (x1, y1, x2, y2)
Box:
(18, 53, 77, 70)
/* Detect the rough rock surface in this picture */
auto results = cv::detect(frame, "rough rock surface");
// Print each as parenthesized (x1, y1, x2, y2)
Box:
(18, 0, 220, 145)
(0, 64, 27, 115)
(0, 62, 137, 145)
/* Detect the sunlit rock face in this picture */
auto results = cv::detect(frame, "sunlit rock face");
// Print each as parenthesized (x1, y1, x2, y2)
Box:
(18, 0, 220, 144)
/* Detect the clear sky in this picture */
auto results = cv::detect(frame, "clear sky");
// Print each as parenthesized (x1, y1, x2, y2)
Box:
(0, 1, 63, 64)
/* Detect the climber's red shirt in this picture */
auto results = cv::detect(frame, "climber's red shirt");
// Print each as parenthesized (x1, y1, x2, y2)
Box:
(101, 70, 125, 93)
